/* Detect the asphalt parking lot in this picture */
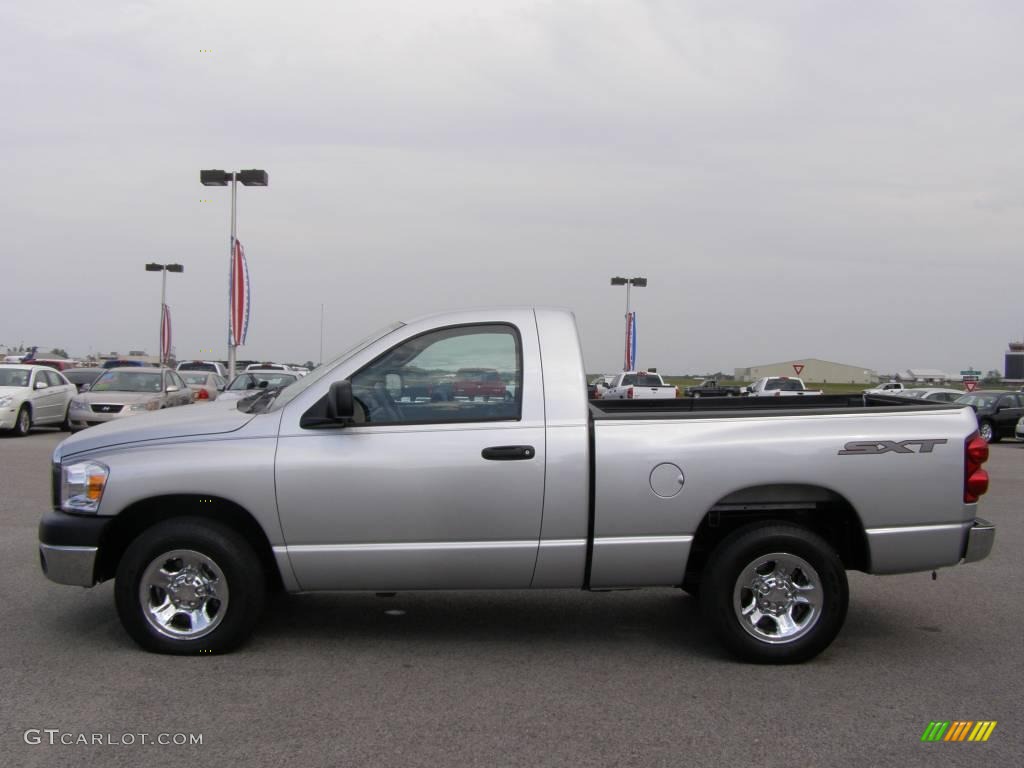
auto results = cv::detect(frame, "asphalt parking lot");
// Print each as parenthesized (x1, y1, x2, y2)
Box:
(1, 429, 1020, 767)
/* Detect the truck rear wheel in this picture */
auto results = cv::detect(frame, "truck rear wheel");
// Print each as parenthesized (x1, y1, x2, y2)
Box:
(114, 518, 265, 655)
(700, 522, 848, 663)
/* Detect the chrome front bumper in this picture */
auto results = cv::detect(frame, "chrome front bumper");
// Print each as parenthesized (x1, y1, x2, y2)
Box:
(963, 518, 996, 563)
(39, 544, 98, 586)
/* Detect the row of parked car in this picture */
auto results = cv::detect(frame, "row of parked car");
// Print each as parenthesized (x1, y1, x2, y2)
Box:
(0, 360, 303, 436)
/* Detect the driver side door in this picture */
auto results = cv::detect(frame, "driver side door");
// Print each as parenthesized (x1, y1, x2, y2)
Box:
(275, 320, 545, 591)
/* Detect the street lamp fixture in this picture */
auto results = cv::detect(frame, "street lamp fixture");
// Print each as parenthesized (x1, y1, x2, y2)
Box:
(610, 275, 648, 370)
(200, 168, 269, 378)
(145, 263, 185, 367)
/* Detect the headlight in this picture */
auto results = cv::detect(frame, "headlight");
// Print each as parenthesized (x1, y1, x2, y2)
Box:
(0, 395, 13, 407)
(71, 399, 89, 410)
(61, 461, 109, 514)
(128, 401, 160, 412)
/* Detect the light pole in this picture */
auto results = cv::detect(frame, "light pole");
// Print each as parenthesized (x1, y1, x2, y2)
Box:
(200, 168, 268, 379)
(145, 262, 184, 367)
(610, 276, 647, 371)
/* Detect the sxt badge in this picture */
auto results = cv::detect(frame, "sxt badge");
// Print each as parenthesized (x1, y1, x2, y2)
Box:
(838, 439, 948, 455)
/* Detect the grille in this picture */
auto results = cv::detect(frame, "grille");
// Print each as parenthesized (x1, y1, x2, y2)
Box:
(91, 404, 124, 414)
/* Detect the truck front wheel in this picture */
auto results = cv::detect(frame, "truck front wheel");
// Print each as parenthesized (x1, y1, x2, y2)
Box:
(700, 523, 848, 664)
(114, 518, 266, 655)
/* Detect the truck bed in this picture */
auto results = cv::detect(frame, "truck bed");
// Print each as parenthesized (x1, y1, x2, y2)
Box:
(590, 393, 961, 419)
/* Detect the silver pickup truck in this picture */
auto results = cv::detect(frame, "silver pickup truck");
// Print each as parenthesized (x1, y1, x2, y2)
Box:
(39, 307, 995, 663)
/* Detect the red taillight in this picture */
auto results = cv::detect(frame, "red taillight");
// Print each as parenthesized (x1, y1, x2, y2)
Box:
(627, 387, 634, 399)
(196, 388, 209, 400)
(964, 432, 990, 503)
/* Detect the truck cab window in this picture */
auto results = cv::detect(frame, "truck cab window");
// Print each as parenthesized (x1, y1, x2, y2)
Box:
(349, 324, 522, 424)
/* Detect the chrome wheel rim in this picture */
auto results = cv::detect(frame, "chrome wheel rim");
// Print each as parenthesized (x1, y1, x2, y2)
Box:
(980, 422, 993, 442)
(139, 549, 229, 640)
(733, 552, 822, 644)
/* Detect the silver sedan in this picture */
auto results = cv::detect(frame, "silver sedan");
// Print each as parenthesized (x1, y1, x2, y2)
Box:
(68, 367, 194, 430)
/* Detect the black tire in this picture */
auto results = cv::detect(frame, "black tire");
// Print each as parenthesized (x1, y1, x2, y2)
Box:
(12, 405, 31, 436)
(115, 517, 265, 655)
(60, 404, 72, 432)
(979, 420, 998, 443)
(700, 522, 848, 664)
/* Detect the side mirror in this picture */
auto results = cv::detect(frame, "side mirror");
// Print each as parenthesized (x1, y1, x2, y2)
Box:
(166, 385, 180, 393)
(81, 383, 91, 392)
(35, 381, 49, 390)
(327, 381, 354, 421)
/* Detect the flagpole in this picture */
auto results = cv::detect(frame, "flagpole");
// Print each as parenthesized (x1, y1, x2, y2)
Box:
(228, 173, 238, 380)
(159, 268, 167, 368)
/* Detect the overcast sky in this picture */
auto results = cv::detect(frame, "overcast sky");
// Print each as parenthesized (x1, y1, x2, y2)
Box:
(2, 1, 1022, 376)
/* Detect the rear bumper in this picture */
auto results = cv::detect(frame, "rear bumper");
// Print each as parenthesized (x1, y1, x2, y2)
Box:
(963, 518, 995, 563)
(865, 517, 995, 574)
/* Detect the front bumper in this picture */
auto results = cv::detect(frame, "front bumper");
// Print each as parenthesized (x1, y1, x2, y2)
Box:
(38, 508, 113, 586)
(963, 517, 996, 563)
(0, 406, 20, 429)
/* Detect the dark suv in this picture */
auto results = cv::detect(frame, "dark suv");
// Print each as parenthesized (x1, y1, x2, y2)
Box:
(954, 391, 1024, 443)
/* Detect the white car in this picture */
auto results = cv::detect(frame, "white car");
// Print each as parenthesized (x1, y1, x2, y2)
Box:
(892, 388, 963, 403)
(1016, 416, 1024, 441)
(245, 362, 292, 373)
(0, 365, 75, 435)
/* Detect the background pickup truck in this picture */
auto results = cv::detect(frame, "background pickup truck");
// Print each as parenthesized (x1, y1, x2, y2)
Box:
(685, 379, 744, 398)
(602, 370, 679, 400)
(747, 376, 824, 397)
(39, 307, 995, 663)
(864, 382, 906, 395)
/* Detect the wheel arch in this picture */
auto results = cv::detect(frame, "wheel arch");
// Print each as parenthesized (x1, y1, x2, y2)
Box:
(684, 483, 869, 585)
(94, 495, 283, 591)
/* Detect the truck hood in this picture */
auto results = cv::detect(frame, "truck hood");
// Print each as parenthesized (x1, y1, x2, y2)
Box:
(59, 400, 256, 458)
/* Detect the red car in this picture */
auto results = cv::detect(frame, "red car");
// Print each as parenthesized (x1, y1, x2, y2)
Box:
(452, 368, 507, 400)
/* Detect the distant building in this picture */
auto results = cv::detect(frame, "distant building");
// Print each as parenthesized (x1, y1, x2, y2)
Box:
(1006, 341, 1024, 380)
(894, 369, 952, 384)
(734, 358, 877, 384)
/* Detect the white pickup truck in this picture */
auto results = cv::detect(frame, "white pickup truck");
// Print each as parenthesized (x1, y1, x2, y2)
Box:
(39, 307, 995, 663)
(602, 370, 678, 400)
(864, 382, 906, 395)
(747, 376, 824, 397)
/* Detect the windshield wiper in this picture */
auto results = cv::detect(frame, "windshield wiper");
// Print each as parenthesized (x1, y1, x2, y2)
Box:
(239, 385, 284, 414)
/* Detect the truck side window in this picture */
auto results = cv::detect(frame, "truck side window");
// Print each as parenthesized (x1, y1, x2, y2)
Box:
(349, 324, 522, 425)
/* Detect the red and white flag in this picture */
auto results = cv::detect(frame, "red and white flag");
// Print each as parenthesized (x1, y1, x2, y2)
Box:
(160, 303, 172, 363)
(230, 237, 251, 346)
